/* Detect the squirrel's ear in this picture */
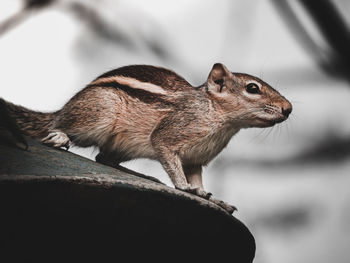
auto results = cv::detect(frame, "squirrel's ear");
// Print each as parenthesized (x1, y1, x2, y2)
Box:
(207, 63, 231, 93)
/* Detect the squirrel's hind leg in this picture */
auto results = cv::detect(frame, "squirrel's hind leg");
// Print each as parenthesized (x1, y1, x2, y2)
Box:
(95, 150, 128, 167)
(95, 150, 163, 184)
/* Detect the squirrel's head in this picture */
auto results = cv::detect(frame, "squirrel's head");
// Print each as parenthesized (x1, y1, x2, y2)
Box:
(205, 63, 292, 128)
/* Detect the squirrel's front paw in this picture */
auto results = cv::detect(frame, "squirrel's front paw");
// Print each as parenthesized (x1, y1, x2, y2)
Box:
(176, 185, 212, 199)
(194, 188, 212, 199)
(42, 131, 71, 150)
(209, 196, 237, 214)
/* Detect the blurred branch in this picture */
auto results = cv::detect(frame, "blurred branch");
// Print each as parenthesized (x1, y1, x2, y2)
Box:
(270, 0, 331, 72)
(0, 9, 29, 37)
(66, 1, 172, 61)
(67, 2, 133, 49)
(298, 0, 350, 80)
(271, 0, 350, 82)
(25, 0, 55, 9)
(0, 0, 173, 62)
(0, 0, 54, 37)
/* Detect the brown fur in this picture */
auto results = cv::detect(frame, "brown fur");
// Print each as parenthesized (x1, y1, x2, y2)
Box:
(1, 64, 292, 213)
(3, 99, 54, 138)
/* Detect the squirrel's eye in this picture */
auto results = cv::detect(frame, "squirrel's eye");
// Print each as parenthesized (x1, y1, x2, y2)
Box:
(245, 83, 260, 94)
(214, 79, 224, 85)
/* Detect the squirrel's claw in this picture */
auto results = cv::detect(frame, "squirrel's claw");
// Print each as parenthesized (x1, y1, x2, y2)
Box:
(209, 196, 237, 214)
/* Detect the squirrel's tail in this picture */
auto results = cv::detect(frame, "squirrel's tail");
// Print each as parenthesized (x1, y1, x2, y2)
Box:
(0, 98, 54, 140)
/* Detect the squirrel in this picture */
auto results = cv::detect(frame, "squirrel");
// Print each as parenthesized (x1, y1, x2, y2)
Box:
(1, 63, 292, 214)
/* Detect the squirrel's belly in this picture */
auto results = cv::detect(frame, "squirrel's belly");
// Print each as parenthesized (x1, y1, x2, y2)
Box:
(180, 127, 239, 165)
(106, 102, 164, 159)
(108, 117, 160, 160)
(110, 131, 156, 159)
(181, 141, 226, 165)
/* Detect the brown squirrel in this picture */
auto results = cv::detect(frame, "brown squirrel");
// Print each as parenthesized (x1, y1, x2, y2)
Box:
(1, 63, 292, 213)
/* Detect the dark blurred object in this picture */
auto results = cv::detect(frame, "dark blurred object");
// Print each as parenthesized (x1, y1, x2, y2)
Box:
(0, 98, 27, 150)
(215, 133, 350, 169)
(24, 0, 54, 9)
(252, 205, 313, 233)
(0, 135, 255, 262)
(272, 0, 350, 82)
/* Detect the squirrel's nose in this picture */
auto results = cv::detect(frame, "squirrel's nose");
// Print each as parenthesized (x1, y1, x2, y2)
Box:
(281, 102, 292, 118)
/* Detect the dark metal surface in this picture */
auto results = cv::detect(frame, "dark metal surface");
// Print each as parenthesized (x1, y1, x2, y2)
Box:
(0, 134, 255, 261)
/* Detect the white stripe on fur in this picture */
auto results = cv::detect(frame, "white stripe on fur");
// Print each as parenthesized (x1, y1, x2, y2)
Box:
(92, 76, 167, 95)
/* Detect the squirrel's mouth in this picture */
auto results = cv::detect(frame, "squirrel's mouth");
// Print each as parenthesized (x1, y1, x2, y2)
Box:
(254, 105, 289, 127)
(246, 105, 291, 128)
(255, 115, 287, 127)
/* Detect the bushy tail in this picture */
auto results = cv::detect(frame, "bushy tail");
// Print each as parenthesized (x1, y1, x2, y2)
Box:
(0, 98, 54, 139)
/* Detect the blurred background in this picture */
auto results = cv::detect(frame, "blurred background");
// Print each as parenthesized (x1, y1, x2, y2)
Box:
(1, 0, 350, 262)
